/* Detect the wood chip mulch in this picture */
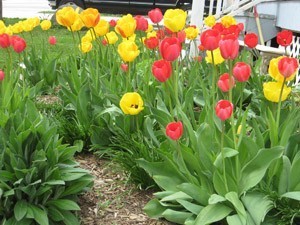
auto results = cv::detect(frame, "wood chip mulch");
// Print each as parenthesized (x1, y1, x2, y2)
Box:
(75, 153, 174, 225)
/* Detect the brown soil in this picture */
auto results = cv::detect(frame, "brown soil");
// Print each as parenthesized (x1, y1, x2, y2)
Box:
(75, 153, 174, 225)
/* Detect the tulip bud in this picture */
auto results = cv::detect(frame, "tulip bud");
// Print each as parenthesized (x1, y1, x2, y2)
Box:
(152, 59, 172, 82)
(244, 33, 258, 49)
(0, 70, 5, 81)
(121, 63, 128, 72)
(233, 62, 251, 82)
(217, 73, 235, 92)
(219, 34, 239, 60)
(166, 121, 183, 140)
(276, 30, 293, 47)
(278, 56, 299, 78)
(148, 8, 163, 24)
(48, 36, 57, 45)
(159, 37, 181, 61)
(215, 100, 233, 121)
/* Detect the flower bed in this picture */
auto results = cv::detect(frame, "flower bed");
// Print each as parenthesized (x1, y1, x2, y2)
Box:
(0, 6, 300, 225)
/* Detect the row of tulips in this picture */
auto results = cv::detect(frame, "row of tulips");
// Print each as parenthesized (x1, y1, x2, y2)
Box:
(1, 5, 300, 224)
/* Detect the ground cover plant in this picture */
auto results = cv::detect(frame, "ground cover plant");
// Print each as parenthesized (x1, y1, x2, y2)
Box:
(0, 6, 300, 225)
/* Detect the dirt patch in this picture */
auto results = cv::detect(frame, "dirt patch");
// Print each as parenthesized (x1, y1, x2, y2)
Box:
(75, 153, 173, 225)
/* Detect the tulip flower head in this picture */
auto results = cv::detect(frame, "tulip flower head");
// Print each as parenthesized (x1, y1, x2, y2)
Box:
(204, 15, 216, 27)
(105, 31, 119, 44)
(148, 8, 163, 24)
(233, 62, 251, 82)
(109, 19, 117, 27)
(185, 25, 199, 40)
(144, 37, 159, 49)
(10, 35, 26, 53)
(152, 59, 172, 82)
(244, 33, 258, 48)
(217, 73, 235, 92)
(94, 19, 109, 37)
(115, 14, 137, 38)
(219, 35, 239, 60)
(79, 41, 92, 53)
(278, 56, 299, 78)
(118, 40, 140, 62)
(276, 30, 293, 47)
(159, 37, 181, 61)
(121, 63, 129, 72)
(40, 20, 52, 30)
(215, 100, 234, 121)
(221, 15, 236, 28)
(135, 15, 148, 31)
(0, 33, 10, 48)
(269, 56, 297, 82)
(48, 36, 57, 45)
(263, 82, 291, 103)
(80, 8, 100, 28)
(0, 70, 5, 81)
(200, 29, 221, 51)
(119, 92, 144, 115)
(56, 6, 78, 29)
(164, 9, 187, 33)
(205, 48, 225, 65)
(166, 121, 183, 140)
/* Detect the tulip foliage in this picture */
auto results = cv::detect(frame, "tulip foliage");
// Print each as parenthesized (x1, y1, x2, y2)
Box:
(0, 6, 300, 225)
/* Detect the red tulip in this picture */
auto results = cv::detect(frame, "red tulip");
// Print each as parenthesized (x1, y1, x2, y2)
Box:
(244, 33, 258, 48)
(0, 33, 11, 48)
(10, 35, 26, 53)
(176, 30, 186, 43)
(152, 59, 172, 82)
(144, 37, 159, 49)
(212, 22, 224, 33)
(0, 70, 5, 81)
(217, 73, 235, 92)
(135, 15, 148, 31)
(200, 29, 220, 51)
(109, 19, 117, 27)
(221, 25, 241, 38)
(237, 23, 244, 33)
(121, 63, 128, 72)
(276, 30, 293, 47)
(233, 62, 251, 82)
(278, 56, 299, 78)
(102, 39, 108, 46)
(48, 36, 57, 45)
(215, 100, 233, 121)
(148, 8, 163, 24)
(159, 37, 181, 61)
(166, 121, 183, 140)
(219, 34, 239, 60)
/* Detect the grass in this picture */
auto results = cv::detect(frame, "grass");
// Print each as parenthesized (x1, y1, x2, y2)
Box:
(0, 18, 84, 69)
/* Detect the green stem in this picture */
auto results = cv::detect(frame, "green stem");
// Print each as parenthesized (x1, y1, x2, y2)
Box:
(228, 60, 237, 149)
(221, 122, 229, 193)
(174, 60, 180, 117)
(276, 77, 287, 137)
(210, 50, 217, 107)
(238, 82, 245, 119)
(176, 141, 195, 184)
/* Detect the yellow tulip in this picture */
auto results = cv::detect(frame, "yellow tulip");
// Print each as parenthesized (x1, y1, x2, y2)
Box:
(79, 41, 93, 53)
(120, 92, 144, 115)
(147, 30, 157, 38)
(122, 33, 136, 42)
(40, 20, 52, 30)
(105, 31, 118, 44)
(118, 40, 140, 62)
(94, 19, 109, 37)
(205, 48, 225, 65)
(0, 20, 6, 34)
(68, 17, 84, 31)
(80, 8, 100, 28)
(56, 6, 78, 28)
(263, 81, 291, 103)
(21, 20, 35, 32)
(164, 9, 187, 32)
(11, 22, 23, 34)
(146, 24, 153, 33)
(27, 17, 40, 27)
(268, 56, 296, 82)
(221, 15, 236, 28)
(115, 14, 136, 38)
(82, 31, 95, 42)
(184, 26, 199, 40)
(204, 15, 216, 27)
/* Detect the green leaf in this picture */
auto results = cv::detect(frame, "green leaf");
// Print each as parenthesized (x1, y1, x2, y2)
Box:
(14, 200, 28, 221)
(194, 203, 233, 225)
(27, 204, 49, 225)
(61, 177, 92, 196)
(177, 199, 203, 215)
(227, 214, 245, 225)
(289, 152, 300, 191)
(225, 192, 247, 225)
(278, 156, 291, 195)
(47, 199, 80, 211)
(62, 211, 80, 225)
(239, 146, 284, 193)
(143, 199, 166, 219)
(214, 148, 239, 170)
(241, 192, 273, 225)
(177, 183, 210, 206)
(208, 194, 226, 204)
(161, 191, 192, 202)
(162, 209, 193, 225)
(48, 207, 64, 222)
(281, 192, 300, 201)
